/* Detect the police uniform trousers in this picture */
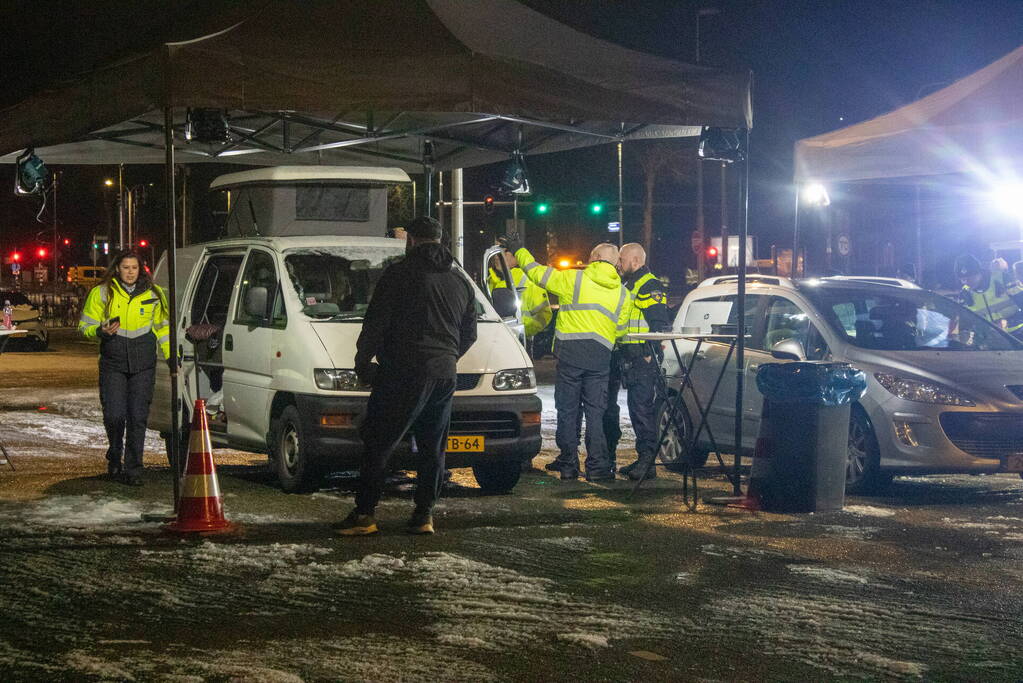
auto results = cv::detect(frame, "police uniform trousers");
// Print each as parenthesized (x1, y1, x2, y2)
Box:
(602, 349, 659, 469)
(99, 367, 156, 477)
(554, 359, 612, 477)
(355, 368, 456, 515)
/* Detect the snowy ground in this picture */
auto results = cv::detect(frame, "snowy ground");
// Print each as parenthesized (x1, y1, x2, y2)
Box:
(3, 334, 1023, 680)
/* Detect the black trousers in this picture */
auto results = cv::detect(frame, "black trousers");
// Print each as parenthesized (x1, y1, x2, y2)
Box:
(603, 349, 659, 466)
(355, 371, 456, 515)
(554, 359, 611, 476)
(99, 366, 156, 476)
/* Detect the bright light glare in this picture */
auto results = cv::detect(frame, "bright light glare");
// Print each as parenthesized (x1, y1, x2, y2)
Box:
(801, 183, 830, 206)
(104, 179, 114, 187)
(990, 182, 1023, 218)
(558, 259, 571, 268)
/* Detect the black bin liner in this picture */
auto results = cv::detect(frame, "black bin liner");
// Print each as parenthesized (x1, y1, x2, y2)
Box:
(749, 362, 867, 513)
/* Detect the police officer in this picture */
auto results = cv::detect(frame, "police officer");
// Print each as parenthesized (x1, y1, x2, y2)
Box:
(955, 254, 1023, 338)
(488, 250, 553, 341)
(79, 251, 170, 485)
(504, 234, 630, 481)
(604, 243, 671, 480)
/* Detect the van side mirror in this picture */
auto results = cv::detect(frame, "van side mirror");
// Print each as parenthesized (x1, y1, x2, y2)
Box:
(771, 338, 806, 361)
(244, 286, 269, 320)
(491, 287, 518, 319)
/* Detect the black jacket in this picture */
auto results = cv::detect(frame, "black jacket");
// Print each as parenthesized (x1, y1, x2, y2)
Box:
(355, 242, 477, 378)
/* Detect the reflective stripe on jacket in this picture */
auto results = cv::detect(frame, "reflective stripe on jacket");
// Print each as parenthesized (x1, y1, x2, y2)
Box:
(961, 270, 1023, 333)
(619, 269, 666, 344)
(515, 247, 630, 351)
(80, 280, 171, 372)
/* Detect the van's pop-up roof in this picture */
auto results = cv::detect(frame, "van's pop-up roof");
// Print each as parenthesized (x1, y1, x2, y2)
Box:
(210, 166, 412, 239)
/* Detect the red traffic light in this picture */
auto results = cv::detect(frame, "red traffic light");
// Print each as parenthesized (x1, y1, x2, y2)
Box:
(139, 240, 148, 248)
(37, 247, 48, 258)
(11, 252, 21, 262)
(706, 246, 719, 258)
(63, 238, 70, 246)
(483, 194, 495, 215)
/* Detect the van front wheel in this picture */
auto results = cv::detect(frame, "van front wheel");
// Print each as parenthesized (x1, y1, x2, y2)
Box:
(472, 459, 522, 493)
(272, 405, 322, 493)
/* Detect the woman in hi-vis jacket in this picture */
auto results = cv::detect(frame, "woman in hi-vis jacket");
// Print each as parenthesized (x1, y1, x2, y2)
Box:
(79, 251, 170, 485)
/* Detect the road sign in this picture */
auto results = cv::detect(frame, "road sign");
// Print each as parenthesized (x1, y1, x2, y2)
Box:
(837, 233, 851, 256)
(607, 221, 620, 233)
(691, 231, 704, 252)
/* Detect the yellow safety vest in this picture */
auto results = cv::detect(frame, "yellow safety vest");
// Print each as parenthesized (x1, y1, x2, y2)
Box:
(79, 280, 171, 359)
(488, 266, 552, 338)
(619, 270, 664, 345)
(961, 271, 1023, 333)
(516, 247, 630, 350)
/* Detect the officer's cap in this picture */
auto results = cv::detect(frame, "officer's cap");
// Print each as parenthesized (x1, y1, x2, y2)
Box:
(954, 254, 982, 278)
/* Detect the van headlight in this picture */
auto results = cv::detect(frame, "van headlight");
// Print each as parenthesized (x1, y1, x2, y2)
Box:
(874, 373, 975, 406)
(314, 369, 364, 391)
(493, 368, 536, 391)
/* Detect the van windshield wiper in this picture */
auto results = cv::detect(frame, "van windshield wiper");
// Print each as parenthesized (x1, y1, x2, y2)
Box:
(327, 312, 365, 321)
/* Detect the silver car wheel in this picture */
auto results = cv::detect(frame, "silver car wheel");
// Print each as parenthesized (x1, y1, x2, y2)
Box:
(281, 426, 300, 473)
(847, 413, 870, 486)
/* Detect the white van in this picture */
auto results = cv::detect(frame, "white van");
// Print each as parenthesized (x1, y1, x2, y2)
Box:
(150, 167, 540, 493)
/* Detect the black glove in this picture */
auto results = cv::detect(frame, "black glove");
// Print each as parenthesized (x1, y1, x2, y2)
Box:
(166, 357, 178, 374)
(355, 362, 379, 387)
(500, 233, 524, 254)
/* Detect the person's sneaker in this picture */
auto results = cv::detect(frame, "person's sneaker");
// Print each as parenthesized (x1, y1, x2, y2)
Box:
(406, 509, 435, 535)
(627, 465, 658, 481)
(124, 473, 144, 487)
(544, 460, 563, 472)
(107, 461, 122, 479)
(559, 468, 580, 480)
(336, 511, 379, 536)
(618, 461, 638, 476)
(585, 472, 615, 483)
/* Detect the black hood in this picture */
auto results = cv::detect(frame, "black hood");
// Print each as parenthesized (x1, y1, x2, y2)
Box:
(407, 242, 454, 273)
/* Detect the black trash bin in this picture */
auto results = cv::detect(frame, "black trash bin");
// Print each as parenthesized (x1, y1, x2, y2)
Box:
(748, 362, 867, 513)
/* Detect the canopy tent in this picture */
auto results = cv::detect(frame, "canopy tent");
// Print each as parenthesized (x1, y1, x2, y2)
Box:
(794, 44, 1023, 184)
(0, 0, 751, 169)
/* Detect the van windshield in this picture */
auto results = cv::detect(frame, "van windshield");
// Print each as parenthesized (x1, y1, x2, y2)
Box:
(800, 284, 1023, 352)
(283, 246, 406, 320)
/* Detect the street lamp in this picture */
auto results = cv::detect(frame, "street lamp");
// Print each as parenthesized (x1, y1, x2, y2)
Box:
(801, 183, 831, 207)
(990, 182, 1023, 241)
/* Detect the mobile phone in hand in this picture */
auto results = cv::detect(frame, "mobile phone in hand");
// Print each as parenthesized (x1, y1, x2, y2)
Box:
(108, 316, 120, 325)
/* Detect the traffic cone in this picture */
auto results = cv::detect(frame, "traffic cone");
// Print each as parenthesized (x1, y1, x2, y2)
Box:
(166, 399, 234, 534)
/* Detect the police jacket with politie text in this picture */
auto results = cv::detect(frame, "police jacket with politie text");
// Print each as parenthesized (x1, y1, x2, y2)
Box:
(356, 242, 477, 379)
(79, 276, 170, 373)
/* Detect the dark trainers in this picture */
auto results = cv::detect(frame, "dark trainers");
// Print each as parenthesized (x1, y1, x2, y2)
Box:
(585, 472, 615, 483)
(627, 465, 658, 481)
(559, 468, 580, 481)
(618, 461, 638, 476)
(107, 462, 123, 479)
(406, 510, 435, 535)
(336, 511, 379, 536)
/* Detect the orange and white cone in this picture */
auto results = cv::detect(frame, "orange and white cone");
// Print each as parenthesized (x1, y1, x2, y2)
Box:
(166, 399, 234, 534)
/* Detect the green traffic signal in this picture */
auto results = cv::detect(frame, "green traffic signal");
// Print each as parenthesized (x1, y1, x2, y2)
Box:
(590, 202, 604, 215)
(536, 202, 550, 215)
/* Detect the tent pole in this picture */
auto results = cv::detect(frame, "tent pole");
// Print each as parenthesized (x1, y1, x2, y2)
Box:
(914, 184, 922, 284)
(792, 186, 801, 277)
(438, 171, 445, 233)
(617, 139, 624, 247)
(452, 169, 464, 263)
(733, 127, 750, 497)
(720, 162, 728, 271)
(164, 107, 181, 509)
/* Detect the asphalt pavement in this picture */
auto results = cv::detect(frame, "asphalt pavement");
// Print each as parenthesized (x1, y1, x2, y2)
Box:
(1, 331, 1023, 680)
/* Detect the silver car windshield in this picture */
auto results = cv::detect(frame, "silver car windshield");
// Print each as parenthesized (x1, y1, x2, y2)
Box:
(802, 285, 1023, 352)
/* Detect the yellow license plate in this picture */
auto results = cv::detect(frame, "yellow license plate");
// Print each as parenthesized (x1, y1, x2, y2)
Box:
(447, 435, 485, 452)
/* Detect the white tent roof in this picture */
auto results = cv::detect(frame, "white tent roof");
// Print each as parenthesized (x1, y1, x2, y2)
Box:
(794, 45, 1023, 183)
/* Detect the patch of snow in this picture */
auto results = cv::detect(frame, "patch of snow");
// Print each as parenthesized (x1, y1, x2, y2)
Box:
(787, 564, 870, 585)
(0, 495, 168, 531)
(818, 524, 881, 540)
(842, 505, 897, 518)
(537, 536, 593, 551)
(557, 633, 610, 649)
(700, 543, 788, 560)
(855, 652, 927, 677)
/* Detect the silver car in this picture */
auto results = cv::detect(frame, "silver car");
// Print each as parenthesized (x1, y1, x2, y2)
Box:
(659, 275, 1023, 493)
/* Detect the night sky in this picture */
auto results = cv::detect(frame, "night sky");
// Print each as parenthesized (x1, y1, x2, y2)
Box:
(1, 0, 1022, 284)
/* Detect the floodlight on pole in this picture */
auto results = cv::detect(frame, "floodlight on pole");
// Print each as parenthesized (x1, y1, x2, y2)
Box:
(104, 179, 114, 187)
(801, 183, 831, 207)
(990, 181, 1023, 241)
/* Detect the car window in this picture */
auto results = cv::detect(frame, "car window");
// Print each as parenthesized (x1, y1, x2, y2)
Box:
(801, 284, 1023, 352)
(190, 255, 244, 328)
(765, 296, 829, 360)
(236, 250, 286, 328)
(682, 293, 765, 348)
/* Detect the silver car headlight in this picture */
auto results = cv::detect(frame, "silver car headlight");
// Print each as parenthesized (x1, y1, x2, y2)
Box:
(493, 368, 536, 391)
(874, 373, 975, 406)
(314, 368, 364, 391)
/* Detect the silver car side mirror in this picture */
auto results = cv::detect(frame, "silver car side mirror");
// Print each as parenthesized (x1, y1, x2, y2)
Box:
(771, 338, 805, 361)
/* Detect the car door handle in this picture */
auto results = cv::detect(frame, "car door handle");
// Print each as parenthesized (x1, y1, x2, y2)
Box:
(224, 334, 233, 351)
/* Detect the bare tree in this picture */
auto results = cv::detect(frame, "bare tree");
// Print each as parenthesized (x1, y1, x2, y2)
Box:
(629, 140, 697, 253)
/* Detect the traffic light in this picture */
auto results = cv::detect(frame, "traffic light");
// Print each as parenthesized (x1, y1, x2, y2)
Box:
(483, 194, 495, 215)
(93, 242, 99, 250)
(535, 201, 550, 215)
(589, 202, 604, 215)
(139, 239, 148, 248)
(706, 245, 719, 260)
(11, 252, 21, 262)
(62, 238, 70, 246)
(37, 247, 47, 258)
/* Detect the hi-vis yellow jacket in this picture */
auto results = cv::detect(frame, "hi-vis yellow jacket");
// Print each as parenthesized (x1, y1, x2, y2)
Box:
(619, 268, 669, 345)
(515, 247, 631, 355)
(80, 279, 170, 372)
(488, 266, 553, 337)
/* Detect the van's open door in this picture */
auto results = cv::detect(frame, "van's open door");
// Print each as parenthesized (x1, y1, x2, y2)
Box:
(481, 244, 525, 345)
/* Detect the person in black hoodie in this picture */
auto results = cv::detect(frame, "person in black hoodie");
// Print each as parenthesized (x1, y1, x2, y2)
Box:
(338, 216, 477, 536)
